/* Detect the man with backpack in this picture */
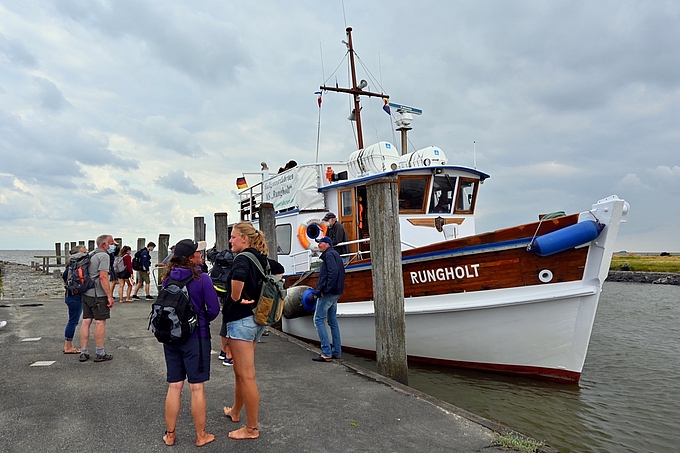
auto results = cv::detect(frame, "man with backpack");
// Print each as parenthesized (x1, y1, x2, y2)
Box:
(79, 234, 117, 363)
(132, 241, 156, 300)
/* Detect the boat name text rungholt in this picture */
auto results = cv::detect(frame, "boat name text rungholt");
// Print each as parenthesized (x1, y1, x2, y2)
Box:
(409, 264, 480, 285)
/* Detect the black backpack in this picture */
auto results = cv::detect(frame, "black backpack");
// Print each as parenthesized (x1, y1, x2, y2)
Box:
(206, 247, 236, 292)
(148, 276, 197, 344)
(66, 253, 95, 295)
(132, 249, 144, 271)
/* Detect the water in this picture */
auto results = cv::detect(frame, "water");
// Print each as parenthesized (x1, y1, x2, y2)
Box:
(0, 249, 159, 269)
(2, 251, 678, 451)
(341, 282, 680, 453)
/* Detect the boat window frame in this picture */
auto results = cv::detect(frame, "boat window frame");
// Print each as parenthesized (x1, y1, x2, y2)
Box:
(428, 174, 457, 214)
(398, 175, 431, 214)
(453, 177, 479, 214)
(275, 223, 293, 255)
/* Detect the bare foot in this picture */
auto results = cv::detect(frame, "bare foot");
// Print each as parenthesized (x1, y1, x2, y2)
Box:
(228, 426, 259, 440)
(163, 430, 175, 446)
(223, 406, 240, 422)
(195, 432, 215, 447)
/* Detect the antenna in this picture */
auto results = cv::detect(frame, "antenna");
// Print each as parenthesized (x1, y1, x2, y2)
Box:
(473, 141, 477, 169)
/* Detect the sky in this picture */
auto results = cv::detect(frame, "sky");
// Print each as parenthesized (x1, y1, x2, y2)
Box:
(1, 0, 679, 252)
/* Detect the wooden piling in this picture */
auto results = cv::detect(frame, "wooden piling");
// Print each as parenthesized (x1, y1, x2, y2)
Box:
(215, 213, 229, 251)
(366, 176, 408, 385)
(55, 243, 62, 265)
(136, 238, 146, 252)
(158, 234, 170, 264)
(86, 240, 93, 251)
(259, 203, 277, 259)
(194, 217, 205, 242)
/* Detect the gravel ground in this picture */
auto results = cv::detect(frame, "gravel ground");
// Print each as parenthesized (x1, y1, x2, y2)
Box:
(0, 262, 66, 300)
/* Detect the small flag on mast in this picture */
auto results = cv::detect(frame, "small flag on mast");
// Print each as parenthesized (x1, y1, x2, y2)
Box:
(236, 177, 248, 189)
(315, 91, 322, 107)
(382, 98, 391, 115)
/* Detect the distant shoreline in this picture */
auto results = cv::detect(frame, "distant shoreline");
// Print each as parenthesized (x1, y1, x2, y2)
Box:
(606, 271, 680, 286)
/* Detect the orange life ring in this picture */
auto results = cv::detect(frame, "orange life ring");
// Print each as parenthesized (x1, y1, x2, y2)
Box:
(297, 219, 328, 249)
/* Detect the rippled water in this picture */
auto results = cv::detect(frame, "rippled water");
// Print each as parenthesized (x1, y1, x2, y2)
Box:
(343, 282, 680, 453)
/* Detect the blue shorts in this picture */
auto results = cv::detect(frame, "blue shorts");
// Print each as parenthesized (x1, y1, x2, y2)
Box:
(164, 337, 211, 384)
(227, 315, 265, 343)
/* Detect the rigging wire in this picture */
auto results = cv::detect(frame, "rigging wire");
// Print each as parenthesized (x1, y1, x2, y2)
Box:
(316, 42, 326, 163)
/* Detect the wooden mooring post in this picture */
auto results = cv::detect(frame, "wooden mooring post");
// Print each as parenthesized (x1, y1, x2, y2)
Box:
(215, 213, 229, 251)
(367, 176, 408, 385)
(158, 234, 170, 264)
(259, 203, 277, 259)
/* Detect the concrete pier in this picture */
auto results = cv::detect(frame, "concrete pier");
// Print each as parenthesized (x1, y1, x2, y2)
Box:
(0, 265, 556, 452)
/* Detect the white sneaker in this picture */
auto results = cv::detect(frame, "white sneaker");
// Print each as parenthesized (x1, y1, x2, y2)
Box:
(0, 321, 7, 329)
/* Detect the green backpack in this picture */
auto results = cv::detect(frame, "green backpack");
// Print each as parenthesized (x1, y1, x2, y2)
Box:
(241, 252, 287, 326)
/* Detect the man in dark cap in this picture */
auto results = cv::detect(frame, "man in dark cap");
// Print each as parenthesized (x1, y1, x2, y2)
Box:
(311, 236, 344, 362)
(322, 212, 349, 262)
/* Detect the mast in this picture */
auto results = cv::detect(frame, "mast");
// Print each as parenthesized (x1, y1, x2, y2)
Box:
(320, 27, 389, 150)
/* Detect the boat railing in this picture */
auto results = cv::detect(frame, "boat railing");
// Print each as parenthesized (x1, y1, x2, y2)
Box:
(291, 249, 314, 273)
(239, 182, 263, 221)
(336, 237, 419, 265)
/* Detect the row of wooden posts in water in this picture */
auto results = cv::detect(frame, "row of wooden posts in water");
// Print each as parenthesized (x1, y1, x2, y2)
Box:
(39, 207, 280, 272)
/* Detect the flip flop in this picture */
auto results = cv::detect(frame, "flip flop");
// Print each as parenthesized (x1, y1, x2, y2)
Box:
(63, 349, 81, 354)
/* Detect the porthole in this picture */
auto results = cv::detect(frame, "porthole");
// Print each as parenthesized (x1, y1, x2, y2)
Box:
(538, 269, 553, 283)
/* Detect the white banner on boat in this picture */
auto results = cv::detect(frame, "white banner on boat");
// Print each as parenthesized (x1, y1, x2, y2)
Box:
(262, 166, 324, 212)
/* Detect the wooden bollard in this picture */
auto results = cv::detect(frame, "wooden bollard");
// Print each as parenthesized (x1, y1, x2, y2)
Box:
(367, 176, 408, 385)
(259, 203, 277, 260)
(215, 213, 229, 251)
(194, 217, 205, 242)
(136, 238, 146, 252)
(158, 234, 170, 264)
(55, 243, 62, 265)
(87, 240, 94, 251)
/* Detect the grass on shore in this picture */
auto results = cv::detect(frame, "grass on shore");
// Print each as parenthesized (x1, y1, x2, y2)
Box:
(610, 254, 680, 273)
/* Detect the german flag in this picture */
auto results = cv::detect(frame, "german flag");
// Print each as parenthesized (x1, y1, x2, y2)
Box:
(236, 177, 248, 189)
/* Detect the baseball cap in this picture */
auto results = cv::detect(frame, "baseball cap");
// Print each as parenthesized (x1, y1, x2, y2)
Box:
(173, 239, 207, 258)
(315, 236, 333, 246)
(322, 212, 336, 221)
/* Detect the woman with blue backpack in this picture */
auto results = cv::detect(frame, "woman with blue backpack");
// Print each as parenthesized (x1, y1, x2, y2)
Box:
(160, 239, 220, 447)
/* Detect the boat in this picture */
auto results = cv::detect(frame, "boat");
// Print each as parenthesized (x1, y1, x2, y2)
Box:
(234, 27, 629, 383)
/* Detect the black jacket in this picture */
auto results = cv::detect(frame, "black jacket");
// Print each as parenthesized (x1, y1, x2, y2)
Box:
(221, 248, 269, 323)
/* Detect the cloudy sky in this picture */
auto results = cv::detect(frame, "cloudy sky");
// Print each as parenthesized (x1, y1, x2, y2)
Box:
(1, 0, 678, 252)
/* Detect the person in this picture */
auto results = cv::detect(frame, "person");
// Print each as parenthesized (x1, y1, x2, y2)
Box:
(79, 234, 116, 363)
(323, 212, 350, 263)
(161, 239, 220, 447)
(312, 236, 345, 362)
(109, 242, 121, 299)
(132, 241, 156, 300)
(117, 246, 135, 302)
(221, 222, 270, 440)
(218, 254, 283, 358)
(62, 244, 86, 354)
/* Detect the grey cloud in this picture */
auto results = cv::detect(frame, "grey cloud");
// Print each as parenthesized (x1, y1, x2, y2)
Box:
(54, 0, 250, 85)
(137, 116, 204, 157)
(127, 187, 151, 202)
(0, 32, 38, 68)
(155, 170, 208, 195)
(34, 77, 71, 111)
(0, 109, 138, 188)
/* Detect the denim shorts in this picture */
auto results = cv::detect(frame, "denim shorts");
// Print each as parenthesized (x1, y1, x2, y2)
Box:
(227, 315, 265, 342)
(164, 337, 211, 384)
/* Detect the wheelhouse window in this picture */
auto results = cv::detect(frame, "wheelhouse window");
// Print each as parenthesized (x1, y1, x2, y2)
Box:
(398, 176, 429, 213)
(275, 224, 292, 255)
(454, 178, 479, 214)
(428, 175, 457, 214)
